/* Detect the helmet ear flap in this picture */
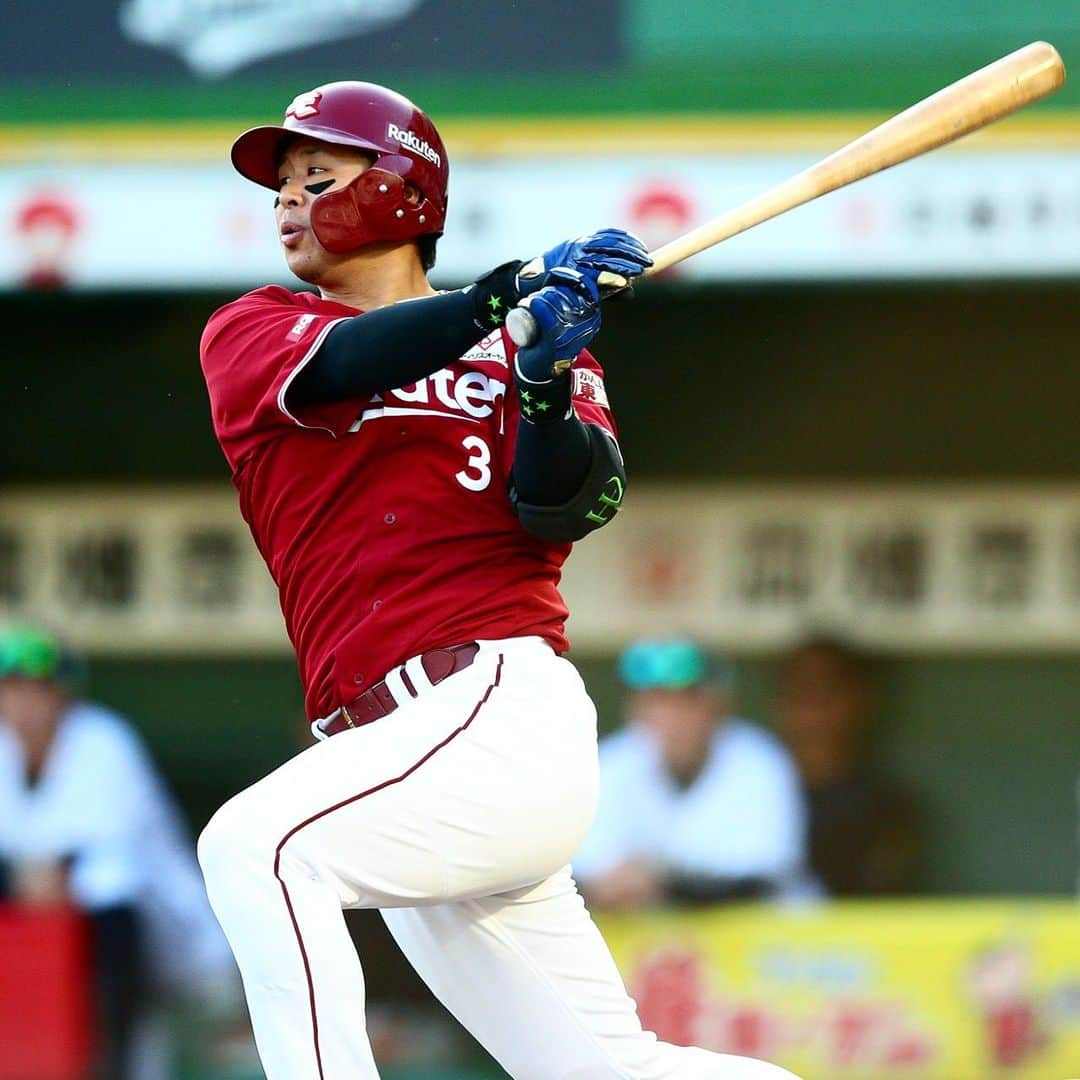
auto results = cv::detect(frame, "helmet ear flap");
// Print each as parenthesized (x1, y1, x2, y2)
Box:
(310, 168, 403, 253)
(310, 167, 439, 254)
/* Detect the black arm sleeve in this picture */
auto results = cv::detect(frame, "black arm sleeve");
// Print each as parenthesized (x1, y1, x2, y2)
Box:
(510, 422, 627, 543)
(511, 408, 592, 506)
(288, 261, 523, 408)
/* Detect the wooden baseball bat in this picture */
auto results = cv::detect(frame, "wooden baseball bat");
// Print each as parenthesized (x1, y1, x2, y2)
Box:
(507, 41, 1066, 347)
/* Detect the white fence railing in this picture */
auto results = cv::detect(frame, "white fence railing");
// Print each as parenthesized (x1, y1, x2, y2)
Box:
(2, 486, 1078, 653)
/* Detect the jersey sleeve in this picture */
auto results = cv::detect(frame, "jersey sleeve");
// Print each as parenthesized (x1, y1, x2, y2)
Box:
(568, 348, 617, 437)
(199, 289, 360, 470)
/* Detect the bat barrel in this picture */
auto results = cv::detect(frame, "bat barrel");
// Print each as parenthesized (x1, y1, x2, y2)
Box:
(802, 41, 1065, 203)
(647, 41, 1065, 276)
(508, 41, 1066, 345)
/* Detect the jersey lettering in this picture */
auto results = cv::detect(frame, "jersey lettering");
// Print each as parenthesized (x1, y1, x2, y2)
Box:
(287, 313, 317, 341)
(573, 368, 609, 408)
(349, 369, 508, 433)
(454, 372, 501, 416)
(462, 331, 508, 367)
(429, 369, 458, 410)
(382, 370, 507, 420)
(456, 435, 492, 491)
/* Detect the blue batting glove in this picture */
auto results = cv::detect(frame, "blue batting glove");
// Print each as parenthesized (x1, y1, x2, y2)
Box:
(576, 227, 654, 278)
(514, 276, 602, 385)
(517, 228, 652, 299)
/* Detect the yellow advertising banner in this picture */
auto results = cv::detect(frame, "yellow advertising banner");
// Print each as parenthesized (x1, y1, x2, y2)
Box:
(597, 901, 1080, 1080)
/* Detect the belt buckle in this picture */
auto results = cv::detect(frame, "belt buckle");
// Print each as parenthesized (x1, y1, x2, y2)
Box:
(314, 705, 351, 740)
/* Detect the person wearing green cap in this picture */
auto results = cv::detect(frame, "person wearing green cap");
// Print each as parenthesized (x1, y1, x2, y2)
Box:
(573, 638, 815, 910)
(0, 623, 247, 1079)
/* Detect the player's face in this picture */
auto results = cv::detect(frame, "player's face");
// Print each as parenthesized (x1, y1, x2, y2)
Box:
(275, 139, 374, 281)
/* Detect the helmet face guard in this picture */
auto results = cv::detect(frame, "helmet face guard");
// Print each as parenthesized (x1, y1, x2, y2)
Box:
(310, 160, 440, 254)
(231, 82, 449, 254)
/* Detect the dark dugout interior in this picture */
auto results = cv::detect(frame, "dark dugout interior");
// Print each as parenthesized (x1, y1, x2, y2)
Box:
(4, 280, 1078, 897)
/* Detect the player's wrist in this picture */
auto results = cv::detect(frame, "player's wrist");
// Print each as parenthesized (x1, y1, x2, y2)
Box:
(514, 364, 573, 425)
(468, 260, 525, 330)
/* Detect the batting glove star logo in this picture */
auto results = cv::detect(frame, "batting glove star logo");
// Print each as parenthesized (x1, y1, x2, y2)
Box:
(286, 90, 323, 121)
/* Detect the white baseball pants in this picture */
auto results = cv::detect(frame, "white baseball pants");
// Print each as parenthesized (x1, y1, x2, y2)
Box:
(197, 636, 801, 1079)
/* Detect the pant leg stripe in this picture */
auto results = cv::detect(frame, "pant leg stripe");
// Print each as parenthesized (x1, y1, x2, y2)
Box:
(272, 654, 504, 1079)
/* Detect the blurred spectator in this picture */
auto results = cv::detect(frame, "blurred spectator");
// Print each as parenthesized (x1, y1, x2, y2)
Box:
(0, 623, 249, 1079)
(573, 638, 814, 909)
(776, 634, 922, 895)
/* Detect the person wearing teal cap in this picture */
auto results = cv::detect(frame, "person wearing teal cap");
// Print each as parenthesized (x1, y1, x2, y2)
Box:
(573, 637, 815, 910)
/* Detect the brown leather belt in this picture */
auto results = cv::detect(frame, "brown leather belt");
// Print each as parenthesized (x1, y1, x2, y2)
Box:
(316, 642, 480, 738)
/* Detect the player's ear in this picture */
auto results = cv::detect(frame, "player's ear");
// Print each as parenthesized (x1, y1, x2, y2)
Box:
(403, 182, 422, 207)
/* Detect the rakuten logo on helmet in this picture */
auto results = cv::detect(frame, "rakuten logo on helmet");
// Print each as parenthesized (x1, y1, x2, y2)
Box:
(386, 123, 441, 167)
(286, 90, 322, 121)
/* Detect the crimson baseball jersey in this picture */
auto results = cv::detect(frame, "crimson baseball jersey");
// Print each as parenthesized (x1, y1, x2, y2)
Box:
(200, 286, 617, 719)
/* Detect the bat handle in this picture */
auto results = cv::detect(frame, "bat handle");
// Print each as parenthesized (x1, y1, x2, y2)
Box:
(506, 306, 540, 347)
(505, 269, 634, 348)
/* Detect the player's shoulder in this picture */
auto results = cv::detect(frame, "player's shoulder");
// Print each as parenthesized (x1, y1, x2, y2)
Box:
(200, 286, 337, 378)
(202, 285, 289, 354)
(204, 285, 316, 332)
(227, 283, 316, 308)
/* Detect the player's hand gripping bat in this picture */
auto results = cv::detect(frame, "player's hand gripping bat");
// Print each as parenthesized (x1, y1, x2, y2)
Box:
(506, 41, 1066, 348)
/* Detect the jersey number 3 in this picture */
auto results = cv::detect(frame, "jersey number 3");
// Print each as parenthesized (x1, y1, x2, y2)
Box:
(456, 435, 492, 492)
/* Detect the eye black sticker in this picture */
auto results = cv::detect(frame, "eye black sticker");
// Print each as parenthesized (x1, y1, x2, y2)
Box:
(305, 180, 335, 195)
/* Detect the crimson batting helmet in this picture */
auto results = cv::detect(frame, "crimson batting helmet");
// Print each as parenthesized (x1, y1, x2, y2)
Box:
(231, 82, 449, 254)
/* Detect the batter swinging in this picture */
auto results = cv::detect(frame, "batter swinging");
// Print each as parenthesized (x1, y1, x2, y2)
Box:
(198, 81, 801, 1080)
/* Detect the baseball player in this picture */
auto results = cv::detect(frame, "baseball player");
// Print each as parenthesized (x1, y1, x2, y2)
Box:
(198, 81, 801, 1080)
